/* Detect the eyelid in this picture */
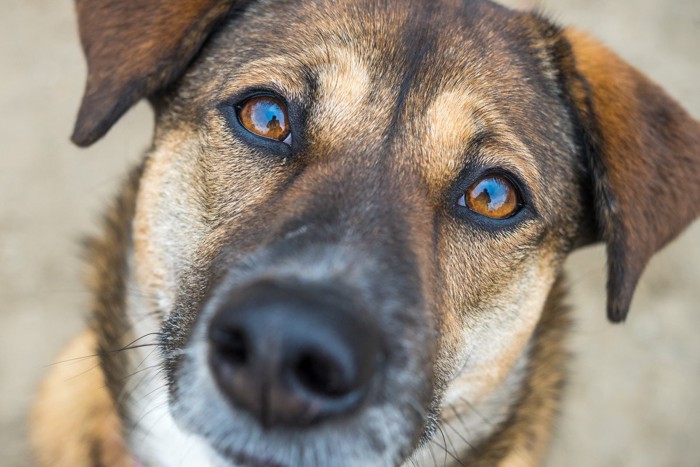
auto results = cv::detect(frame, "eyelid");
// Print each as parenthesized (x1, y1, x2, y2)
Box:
(457, 136, 538, 212)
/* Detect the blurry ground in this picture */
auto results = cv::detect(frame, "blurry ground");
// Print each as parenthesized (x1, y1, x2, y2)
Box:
(1, 0, 698, 466)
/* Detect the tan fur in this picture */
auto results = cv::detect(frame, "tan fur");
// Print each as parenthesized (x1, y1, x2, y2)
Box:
(30, 332, 133, 467)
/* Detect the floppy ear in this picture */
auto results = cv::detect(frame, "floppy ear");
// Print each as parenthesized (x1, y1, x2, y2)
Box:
(72, 0, 242, 147)
(560, 29, 700, 322)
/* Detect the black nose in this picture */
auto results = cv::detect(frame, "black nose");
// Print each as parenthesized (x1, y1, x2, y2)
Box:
(208, 280, 382, 428)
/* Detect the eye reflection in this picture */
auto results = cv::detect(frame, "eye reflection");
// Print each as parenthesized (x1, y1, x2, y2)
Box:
(237, 96, 291, 143)
(460, 174, 520, 219)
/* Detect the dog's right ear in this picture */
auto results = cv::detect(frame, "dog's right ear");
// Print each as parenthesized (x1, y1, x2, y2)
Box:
(72, 0, 243, 147)
(555, 28, 700, 322)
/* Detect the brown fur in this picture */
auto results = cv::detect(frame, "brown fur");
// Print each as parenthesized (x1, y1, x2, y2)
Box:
(32, 166, 570, 466)
(33, 1, 700, 466)
(561, 29, 700, 321)
(72, 0, 241, 146)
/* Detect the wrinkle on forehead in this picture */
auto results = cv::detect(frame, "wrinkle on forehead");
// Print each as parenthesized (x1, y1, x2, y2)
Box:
(198, 0, 546, 192)
(396, 88, 540, 199)
(217, 56, 309, 101)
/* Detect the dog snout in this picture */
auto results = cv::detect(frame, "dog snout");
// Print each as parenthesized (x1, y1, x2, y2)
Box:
(207, 279, 383, 429)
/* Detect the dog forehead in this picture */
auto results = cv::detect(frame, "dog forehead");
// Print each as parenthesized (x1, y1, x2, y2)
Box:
(183, 0, 575, 204)
(205, 0, 539, 100)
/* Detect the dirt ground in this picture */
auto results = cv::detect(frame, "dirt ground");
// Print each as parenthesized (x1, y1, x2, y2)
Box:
(1, 0, 698, 466)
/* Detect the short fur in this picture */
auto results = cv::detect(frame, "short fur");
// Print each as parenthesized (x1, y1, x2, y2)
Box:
(32, 1, 700, 466)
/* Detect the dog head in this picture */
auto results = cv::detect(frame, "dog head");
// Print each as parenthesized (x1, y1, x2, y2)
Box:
(73, 0, 700, 465)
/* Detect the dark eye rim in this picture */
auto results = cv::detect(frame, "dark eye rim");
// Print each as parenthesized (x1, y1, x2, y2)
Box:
(451, 167, 536, 229)
(218, 89, 302, 156)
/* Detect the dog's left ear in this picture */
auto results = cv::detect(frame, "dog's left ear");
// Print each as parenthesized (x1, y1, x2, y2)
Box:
(72, 0, 243, 147)
(558, 28, 700, 322)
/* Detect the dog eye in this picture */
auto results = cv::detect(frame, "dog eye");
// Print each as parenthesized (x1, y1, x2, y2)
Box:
(236, 96, 291, 144)
(458, 174, 520, 219)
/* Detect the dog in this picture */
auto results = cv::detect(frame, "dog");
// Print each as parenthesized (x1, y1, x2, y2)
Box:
(30, 0, 700, 466)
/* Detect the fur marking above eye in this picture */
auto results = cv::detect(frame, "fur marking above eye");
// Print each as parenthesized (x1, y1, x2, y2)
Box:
(459, 174, 521, 219)
(236, 96, 292, 144)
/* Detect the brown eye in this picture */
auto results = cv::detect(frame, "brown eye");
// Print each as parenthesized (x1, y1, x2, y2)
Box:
(460, 174, 520, 219)
(236, 96, 291, 143)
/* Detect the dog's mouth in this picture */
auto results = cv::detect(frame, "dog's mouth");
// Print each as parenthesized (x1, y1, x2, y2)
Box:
(167, 243, 438, 467)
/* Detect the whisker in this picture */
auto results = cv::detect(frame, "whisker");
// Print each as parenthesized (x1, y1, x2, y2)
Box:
(62, 362, 102, 382)
(125, 386, 170, 437)
(131, 346, 159, 373)
(116, 364, 159, 408)
(434, 422, 466, 467)
(458, 396, 494, 428)
(47, 332, 164, 367)
(119, 363, 161, 384)
(427, 438, 439, 467)
(445, 404, 476, 451)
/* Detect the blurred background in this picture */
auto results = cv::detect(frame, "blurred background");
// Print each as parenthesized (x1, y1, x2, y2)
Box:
(1, 0, 698, 465)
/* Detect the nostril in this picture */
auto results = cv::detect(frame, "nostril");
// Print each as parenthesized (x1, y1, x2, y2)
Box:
(207, 280, 383, 427)
(211, 327, 249, 366)
(294, 352, 349, 398)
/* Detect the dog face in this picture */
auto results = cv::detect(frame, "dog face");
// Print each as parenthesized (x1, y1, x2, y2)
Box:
(71, 0, 700, 465)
